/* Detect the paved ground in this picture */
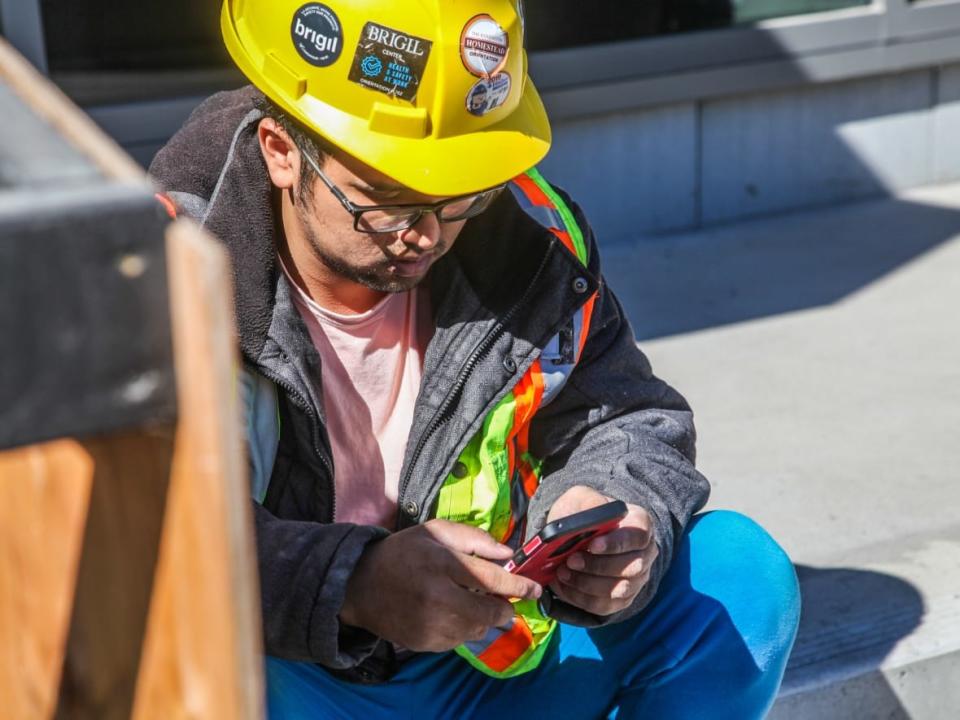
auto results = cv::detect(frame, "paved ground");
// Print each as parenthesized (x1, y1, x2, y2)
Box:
(602, 183, 960, 718)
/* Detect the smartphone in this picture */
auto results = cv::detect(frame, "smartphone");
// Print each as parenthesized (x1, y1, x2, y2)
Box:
(504, 500, 628, 586)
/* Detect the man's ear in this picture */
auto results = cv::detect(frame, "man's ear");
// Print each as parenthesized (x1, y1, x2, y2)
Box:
(258, 118, 298, 191)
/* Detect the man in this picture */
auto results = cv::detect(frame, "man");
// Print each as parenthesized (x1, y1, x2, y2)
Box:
(151, 1, 801, 717)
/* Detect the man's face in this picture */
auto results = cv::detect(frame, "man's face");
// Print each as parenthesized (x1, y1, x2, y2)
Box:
(292, 143, 468, 294)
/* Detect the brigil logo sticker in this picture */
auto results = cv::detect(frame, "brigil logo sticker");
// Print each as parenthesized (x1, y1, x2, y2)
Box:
(460, 14, 509, 78)
(348, 21, 433, 102)
(291, 4, 343, 67)
(466, 73, 511, 117)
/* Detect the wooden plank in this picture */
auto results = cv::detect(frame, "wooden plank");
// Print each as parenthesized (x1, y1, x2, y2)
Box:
(0, 440, 93, 720)
(132, 219, 264, 720)
(53, 433, 173, 720)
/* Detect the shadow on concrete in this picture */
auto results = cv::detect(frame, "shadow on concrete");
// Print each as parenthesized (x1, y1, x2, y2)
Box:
(602, 195, 960, 341)
(771, 564, 924, 718)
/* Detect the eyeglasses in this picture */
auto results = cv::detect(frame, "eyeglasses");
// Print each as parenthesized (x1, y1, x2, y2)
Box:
(295, 140, 505, 234)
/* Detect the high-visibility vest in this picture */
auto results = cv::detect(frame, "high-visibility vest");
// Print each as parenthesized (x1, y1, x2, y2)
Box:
(434, 168, 598, 678)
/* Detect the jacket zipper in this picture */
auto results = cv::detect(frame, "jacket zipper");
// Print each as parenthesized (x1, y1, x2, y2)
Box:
(257, 363, 337, 523)
(395, 248, 555, 528)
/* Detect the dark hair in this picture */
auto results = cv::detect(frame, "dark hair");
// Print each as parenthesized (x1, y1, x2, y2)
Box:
(254, 94, 335, 203)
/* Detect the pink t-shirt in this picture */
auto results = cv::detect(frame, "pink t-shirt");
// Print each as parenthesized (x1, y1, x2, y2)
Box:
(281, 260, 432, 530)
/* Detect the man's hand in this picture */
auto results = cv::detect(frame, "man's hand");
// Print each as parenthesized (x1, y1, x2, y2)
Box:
(340, 520, 542, 653)
(546, 486, 658, 617)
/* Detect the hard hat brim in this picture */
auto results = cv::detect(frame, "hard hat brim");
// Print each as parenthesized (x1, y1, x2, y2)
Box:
(294, 83, 552, 197)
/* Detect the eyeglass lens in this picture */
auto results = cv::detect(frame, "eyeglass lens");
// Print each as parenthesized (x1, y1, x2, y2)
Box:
(356, 189, 501, 233)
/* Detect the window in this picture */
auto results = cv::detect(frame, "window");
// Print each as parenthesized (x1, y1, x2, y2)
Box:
(40, 0, 242, 105)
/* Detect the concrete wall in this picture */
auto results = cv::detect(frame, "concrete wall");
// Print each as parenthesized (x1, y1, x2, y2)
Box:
(540, 63, 960, 244)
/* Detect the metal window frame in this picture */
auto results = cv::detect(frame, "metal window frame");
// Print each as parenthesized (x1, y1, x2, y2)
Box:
(529, 0, 960, 119)
(885, 0, 960, 38)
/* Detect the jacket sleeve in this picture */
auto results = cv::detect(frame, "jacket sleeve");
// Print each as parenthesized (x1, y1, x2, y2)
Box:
(252, 501, 390, 666)
(525, 196, 711, 628)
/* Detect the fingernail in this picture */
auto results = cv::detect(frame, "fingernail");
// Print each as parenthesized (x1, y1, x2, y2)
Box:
(532, 583, 543, 599)
(557, 567, 571, 582)
(567, 554, 585, 570)
(589, 539, 606, 553)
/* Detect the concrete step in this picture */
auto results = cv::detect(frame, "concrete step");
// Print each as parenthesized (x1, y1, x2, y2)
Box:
(773, 526, 960, 718)
(602, 183, 960, 718)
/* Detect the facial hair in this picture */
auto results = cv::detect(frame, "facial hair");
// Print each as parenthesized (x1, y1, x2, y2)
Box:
(297, 204, 442, 293)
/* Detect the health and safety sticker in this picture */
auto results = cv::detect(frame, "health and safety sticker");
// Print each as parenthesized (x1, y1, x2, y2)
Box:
(291, 3, 343, 68)
(466, 73, 511, 116)
(460, 14, 509, 78)
(347, 21, 433, 102)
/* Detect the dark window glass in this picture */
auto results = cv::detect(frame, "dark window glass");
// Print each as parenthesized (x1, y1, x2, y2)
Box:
(524, 0, 873, 51)
(40, 0, 874, 103)
(41, 0, 242, 104)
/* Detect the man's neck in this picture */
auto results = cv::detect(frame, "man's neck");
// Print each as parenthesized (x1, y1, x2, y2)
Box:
(276, 189, 387, 315)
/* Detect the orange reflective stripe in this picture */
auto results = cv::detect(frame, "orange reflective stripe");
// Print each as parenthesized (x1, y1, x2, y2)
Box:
(510, 360, 544, 441)
(512, 172, 553, 207)
(476, 617, 535, 673)
(511, 361, 544, 499)
(577, 293, 598, 363)
(549, 227, 580, 262)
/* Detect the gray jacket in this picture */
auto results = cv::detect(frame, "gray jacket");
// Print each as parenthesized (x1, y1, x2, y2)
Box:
(150, 87, 710, 678)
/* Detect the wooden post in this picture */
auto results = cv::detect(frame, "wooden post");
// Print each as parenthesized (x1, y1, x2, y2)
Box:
(131, 221, 264, 720)
(0, 36, 264, 720)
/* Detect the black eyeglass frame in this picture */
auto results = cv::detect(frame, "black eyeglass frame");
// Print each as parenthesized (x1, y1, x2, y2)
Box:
(295, 140, 506, 234)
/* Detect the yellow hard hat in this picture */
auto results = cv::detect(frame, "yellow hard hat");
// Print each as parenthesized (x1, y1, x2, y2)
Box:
(221, 0, 551, 196)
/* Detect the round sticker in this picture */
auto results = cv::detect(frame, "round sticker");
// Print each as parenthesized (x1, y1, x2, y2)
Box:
(466, 73, 512, 117)
(291, 3, 343, 68)
(460, 14, 509, 78)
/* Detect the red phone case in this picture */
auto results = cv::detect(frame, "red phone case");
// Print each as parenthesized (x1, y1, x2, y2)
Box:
(504, 500, 627, 586)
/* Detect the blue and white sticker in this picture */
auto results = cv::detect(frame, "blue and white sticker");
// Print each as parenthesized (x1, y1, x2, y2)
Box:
(466, 73, 511, 116)
(347, 21, 433, 102)
(291, 3, 343, 68)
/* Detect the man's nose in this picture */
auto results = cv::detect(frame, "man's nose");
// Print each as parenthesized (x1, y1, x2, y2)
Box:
(399, 212, 442, 251)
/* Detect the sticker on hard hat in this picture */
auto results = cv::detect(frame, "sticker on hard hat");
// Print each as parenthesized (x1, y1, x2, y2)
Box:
(460, 15, 509, 78)
(465, 73, 511, 117)
(292, 4, 343, 68)
(347, 21, 433, 102)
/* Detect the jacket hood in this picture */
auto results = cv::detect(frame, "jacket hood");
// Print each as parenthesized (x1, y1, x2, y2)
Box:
(150, 86, 279, 362)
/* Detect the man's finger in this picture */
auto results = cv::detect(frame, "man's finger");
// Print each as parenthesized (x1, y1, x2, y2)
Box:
(449, 554, 542, 600)
(426, 519, 514, 561)
(567, 546, 655, 579)
(551, 581, 629, 617)
(586, 526, 651, 555)
(557, 565, 651, 600)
